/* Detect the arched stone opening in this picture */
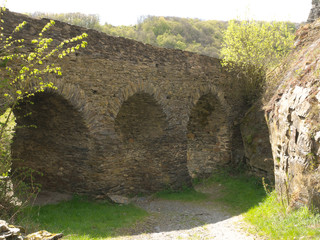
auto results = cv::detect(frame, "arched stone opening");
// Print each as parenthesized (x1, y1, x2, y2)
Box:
(115, 92, 171, 194)
(187, 93, 231, 179)
(11, 92, 90, 193)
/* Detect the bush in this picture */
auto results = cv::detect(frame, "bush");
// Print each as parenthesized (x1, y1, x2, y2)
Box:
(220, 20, 295, 103)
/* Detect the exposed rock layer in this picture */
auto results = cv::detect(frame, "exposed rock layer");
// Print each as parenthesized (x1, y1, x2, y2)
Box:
(308, 0, 320, 23)
(266, 19, 320, 209)
(240, 103, 274, 181)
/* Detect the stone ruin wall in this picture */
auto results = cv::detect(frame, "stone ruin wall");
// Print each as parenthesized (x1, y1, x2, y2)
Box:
(2, 11, 252, 196)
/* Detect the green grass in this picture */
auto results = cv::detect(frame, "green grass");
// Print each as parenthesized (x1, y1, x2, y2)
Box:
(19, 196, 148, 240)
(204, 170, 320, 239)
(154, 171, 267, 212)
(203, 171, 267, 213)
(154, 187, 209, 202)
(16, 170, 320, 240)
(244, 191, 320, 239)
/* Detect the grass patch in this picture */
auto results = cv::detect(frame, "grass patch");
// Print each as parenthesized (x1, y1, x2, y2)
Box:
(203, 171, 267, 213)
(154, 187, 209, 202)
(19, 195, 148, 239)
(244, 191, 320, 239)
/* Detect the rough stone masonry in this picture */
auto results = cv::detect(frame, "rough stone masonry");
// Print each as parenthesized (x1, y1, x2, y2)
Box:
(2, 10, 249, 196)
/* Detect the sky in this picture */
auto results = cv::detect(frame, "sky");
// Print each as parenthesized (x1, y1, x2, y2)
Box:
(5, 0, 312, 26)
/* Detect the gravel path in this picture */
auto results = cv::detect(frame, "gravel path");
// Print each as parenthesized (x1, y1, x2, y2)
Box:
(33, 184, 262, 239)
(112, 184, 262, 240)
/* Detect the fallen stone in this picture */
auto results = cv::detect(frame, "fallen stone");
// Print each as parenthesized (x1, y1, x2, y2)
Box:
(26, 230, 63, 240)
(0, 220, 23, 240)
(107, 194, 130, 204)
(0, 220, 62, 240)
(0, 221, 9, 233)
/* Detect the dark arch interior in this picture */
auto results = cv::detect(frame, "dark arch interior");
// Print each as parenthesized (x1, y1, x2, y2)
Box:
(11, 92, 90, 192)
(187, 93, 230, 178)
(115, 93, 167, 141)
(115, 92, 170, 194)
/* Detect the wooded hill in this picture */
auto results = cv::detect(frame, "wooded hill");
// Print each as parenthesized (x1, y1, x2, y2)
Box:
(28, 12, 297, 58)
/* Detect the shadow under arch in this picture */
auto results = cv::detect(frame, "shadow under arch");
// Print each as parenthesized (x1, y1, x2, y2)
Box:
(11, 90, 91, 193)
(114, 90, 191, 194)
(114, 92, 170, 194)
(187, 86, 232, 179)
(109, 81, 169, 122)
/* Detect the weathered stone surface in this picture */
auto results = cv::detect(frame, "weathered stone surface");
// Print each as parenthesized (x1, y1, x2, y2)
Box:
(0, 220, 62, 240)
(107, 194, 130, 205)
(26, 230, 63, 240)
(187, 93, 231, 178)
(0, 220, 23, 240)
(308, 0, 320, 22)
(1, 11, 247, 196)
(266, 19, 320, 209)
(241, 103, 274, 181)
(0, 221, 9, 233)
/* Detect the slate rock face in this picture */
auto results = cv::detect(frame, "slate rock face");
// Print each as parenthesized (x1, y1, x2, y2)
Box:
(240, 103, 274, 181)
(308, 0, 320, 23)
(266, 20, 320, 209)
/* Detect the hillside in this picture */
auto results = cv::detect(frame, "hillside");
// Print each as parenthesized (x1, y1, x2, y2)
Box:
(28, 12, 298, 59)
(27, 12, 229, 58)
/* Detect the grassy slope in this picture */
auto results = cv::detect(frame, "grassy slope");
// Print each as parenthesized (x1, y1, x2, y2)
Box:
(202, 172, 267, 213)
(204, 171, 320, 239)
(244, 192, 320, 239)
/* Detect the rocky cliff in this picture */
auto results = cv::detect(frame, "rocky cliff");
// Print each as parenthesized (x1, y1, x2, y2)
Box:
(266, 19, 320, 209)
(241, 102, 274, 181)
(308, 0, 320, 22)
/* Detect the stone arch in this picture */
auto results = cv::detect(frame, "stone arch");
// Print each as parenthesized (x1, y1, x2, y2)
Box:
(187, 84, 230, 116)
(113, 90, 172, 194)
(108, 81, 169, 122)
(11, 86, 91, 193)
(187, 85, 232, 178)
(115, 92, 168, 141)
(47, 79, 100, 134)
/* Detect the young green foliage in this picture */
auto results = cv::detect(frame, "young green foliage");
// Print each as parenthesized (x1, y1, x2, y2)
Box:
(220, 20, 295, 103)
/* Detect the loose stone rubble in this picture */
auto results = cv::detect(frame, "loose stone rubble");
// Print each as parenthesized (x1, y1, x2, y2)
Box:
(0, 220, 62, 240)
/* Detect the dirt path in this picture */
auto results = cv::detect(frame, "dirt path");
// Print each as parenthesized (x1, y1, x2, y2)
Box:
(112, 184, 262, 240)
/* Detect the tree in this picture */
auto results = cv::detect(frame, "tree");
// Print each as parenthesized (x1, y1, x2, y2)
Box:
(220, 20, 295, 103)
(30, 12, 101, 30)
(27, 13, 231, 58)
(0, 6, 88, 221)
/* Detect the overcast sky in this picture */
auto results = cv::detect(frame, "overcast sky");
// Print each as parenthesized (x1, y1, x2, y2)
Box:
(5, 0, 312, 26)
